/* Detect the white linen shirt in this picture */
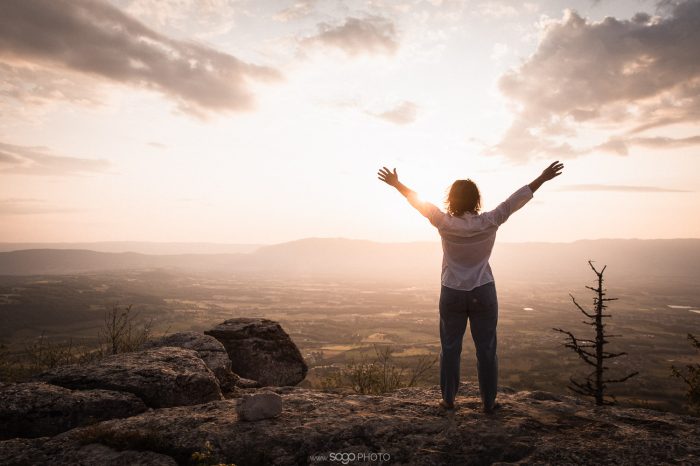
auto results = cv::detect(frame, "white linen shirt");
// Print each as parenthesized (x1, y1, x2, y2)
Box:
(407, 185, 534, 291)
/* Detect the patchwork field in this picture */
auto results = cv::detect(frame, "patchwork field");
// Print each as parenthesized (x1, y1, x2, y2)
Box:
(1, 268, 698, 414)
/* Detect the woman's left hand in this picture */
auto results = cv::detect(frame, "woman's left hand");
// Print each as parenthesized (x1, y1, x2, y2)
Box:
(377, 167, 399, 187)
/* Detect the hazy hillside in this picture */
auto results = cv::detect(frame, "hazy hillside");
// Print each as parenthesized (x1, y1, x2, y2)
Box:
(0, 249, 250, 276)
(0, 242, 260, 255)
(0, 238, 698, 285)
(491, 238, 700, 286)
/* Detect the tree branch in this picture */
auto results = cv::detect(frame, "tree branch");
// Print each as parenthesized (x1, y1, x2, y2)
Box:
(603, 371, 639, 384)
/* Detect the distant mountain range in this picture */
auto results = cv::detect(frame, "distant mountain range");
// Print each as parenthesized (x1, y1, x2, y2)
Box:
(0, 242, 260, 255)
(0, 238, 698, 284)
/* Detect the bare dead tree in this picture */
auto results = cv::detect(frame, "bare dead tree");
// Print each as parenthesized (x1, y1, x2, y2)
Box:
(97, 304, 153, 356)
(553, 261, 638, 405)
(671, 334, 700, 414)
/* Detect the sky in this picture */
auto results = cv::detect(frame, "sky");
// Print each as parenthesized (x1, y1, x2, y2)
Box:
(0, 0, 698, 244)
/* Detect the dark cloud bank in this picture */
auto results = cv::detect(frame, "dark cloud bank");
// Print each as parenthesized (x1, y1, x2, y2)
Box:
(0, 0, 281, 115)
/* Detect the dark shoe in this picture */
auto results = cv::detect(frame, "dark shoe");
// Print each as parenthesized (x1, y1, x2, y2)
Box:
(483, 402, 502, 415)
(439, 399, 456, 410)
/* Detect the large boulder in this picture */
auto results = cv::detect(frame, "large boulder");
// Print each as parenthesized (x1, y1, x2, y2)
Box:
(143, 332, 239, 391)
(36, 347, 223, 408)
(205, 318, 307, 386)
(0, 382, 147, 440)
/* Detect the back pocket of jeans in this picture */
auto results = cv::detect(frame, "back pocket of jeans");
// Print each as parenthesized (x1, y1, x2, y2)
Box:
(440, 290, 460, 307)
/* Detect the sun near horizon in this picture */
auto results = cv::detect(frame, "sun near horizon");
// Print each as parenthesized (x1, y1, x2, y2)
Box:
(1, 0, 698, 246)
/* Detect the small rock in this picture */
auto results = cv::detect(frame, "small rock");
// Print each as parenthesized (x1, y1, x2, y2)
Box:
(0, 382, 147, 440)
(143, 332, 239, 390)
(236, 392, 283, 421)
(37, 347, 223, 408)
(205, 318, 308, 386)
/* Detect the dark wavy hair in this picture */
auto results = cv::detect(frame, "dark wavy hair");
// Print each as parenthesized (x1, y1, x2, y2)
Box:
(445, 179, 481, 216)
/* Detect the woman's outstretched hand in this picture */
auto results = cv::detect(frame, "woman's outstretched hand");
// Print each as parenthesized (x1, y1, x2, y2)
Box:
(377, 167, 399, 187)
(528, 161, 564, 193)
(540, 161, 564, 181)
(378, 166, 414, 198)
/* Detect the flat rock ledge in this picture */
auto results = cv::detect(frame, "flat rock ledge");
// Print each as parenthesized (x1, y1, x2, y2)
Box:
(205, 317, 308, 387)
(1, 382, 698, 465)
(0, 382, 147, 440)
(0, 438, 176, 466)
(36, 347, 223, 408)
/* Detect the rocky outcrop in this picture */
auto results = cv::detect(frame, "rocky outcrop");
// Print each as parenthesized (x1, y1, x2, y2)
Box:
(36, 347, 223, 408)
(205, 318, 307, 386)
(236, 391, 283, 421)
(0, 382, 147, 440)
(143, 331, 239, 391)
(2, 382, 698, 465)
(0, 438, 177, 466)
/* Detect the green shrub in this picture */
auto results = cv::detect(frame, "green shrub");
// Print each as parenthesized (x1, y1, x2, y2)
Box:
(322, 345, 436, 395)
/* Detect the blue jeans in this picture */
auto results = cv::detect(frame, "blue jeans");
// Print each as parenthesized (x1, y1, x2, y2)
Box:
(439, 281, 498, 409)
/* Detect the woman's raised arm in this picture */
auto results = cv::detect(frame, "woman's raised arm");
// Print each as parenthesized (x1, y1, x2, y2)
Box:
(377, 166, 445, 227)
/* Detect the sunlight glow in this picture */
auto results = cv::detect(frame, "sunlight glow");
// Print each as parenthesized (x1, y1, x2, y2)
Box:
(0, 0, 698, 243)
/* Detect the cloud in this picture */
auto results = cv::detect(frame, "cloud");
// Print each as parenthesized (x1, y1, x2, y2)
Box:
(0, 142, 110, 176)
(122, 0, 237, 35)
(304, 16, 398, 56)
(328, 98, 418, 125)
(493, 1, 700, 159)
(476, 1, 519, 18)
(274, 0, 316, 22)
(597, 135, 700, 155)
(370, 101, 418, 125)
(0, 198, 81, 215)
(490, 43, 509, 61)
(0, 0, 281, 115)
(558, 184, 691, 193)
(0, 62, 102, 106)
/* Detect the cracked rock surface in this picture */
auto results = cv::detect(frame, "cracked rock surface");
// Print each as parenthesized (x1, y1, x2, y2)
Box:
(36, 347, 223, 408)
(2, 382, 698, 465)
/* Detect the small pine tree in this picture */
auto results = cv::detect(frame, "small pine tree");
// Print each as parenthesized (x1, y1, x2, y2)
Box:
(553, 261, 638, 405)
(671, 334, 700, 414)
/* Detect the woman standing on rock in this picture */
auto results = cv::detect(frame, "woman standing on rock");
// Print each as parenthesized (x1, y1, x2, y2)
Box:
(377, 162, 564, 413)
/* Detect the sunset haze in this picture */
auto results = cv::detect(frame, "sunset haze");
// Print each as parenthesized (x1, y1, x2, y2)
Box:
(1, 0, 698, 244)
